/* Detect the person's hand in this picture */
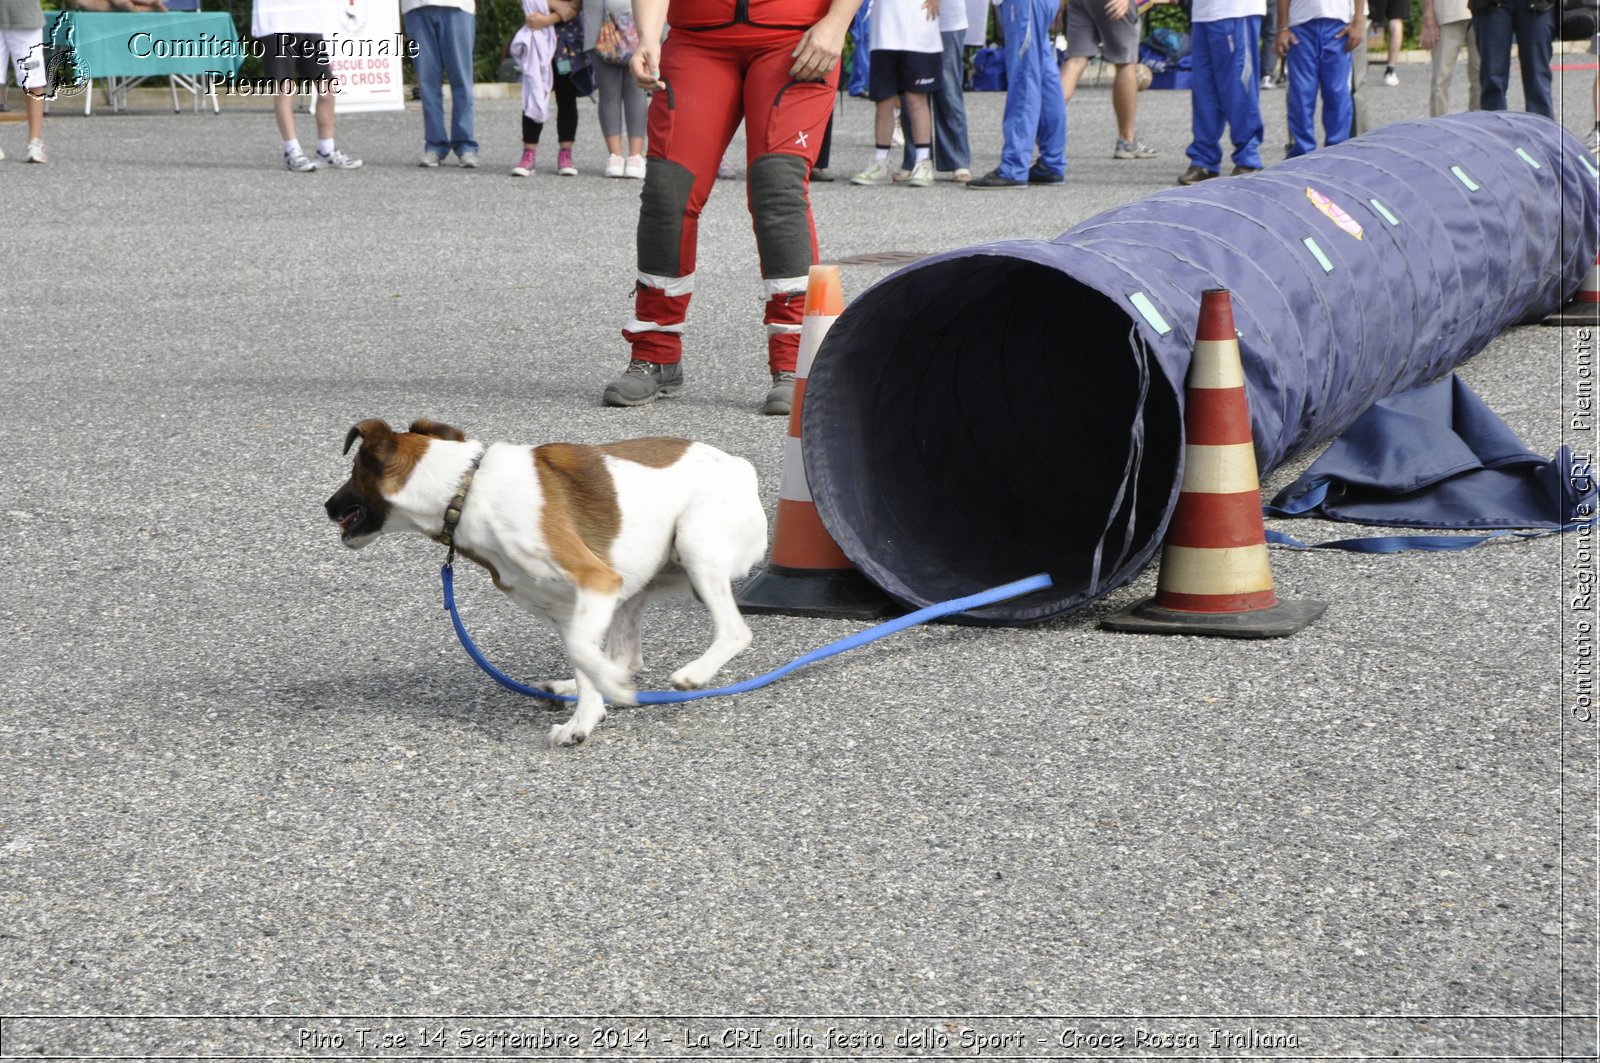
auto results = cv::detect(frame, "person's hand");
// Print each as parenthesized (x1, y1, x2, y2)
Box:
(923, 0, 940, 19)
(1418, 13, 1438, 48)
(1336, 17, 1361, 49)
(549, 0, 576, 20)
(790, 13, 848, 79)
(631, 42, 665, 90)
(1105, 0, 1130, 21)
(1273, 25, 1295, 56)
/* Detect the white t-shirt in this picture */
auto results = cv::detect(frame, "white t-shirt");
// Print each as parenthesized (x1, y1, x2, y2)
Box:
(253, 0, 336, 37)
(400, 0, 475, 14)
(1286, 0, 1352, 25)
(1191, 0, 1265, 21)
(871, 0, 942, 52)
(938, 0, 967, 34)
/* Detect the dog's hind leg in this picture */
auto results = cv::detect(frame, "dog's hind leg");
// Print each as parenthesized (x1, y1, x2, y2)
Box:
(561, 587, 637, 705)
(668, 567, 752, 690)
(548, 671, 608, 747)
(606, 593, 646, 676)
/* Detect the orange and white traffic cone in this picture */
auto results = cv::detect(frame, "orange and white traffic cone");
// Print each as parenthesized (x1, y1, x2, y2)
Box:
(1102, 288, 1326, 638)
(1545, 251, 1600, 326)
(737, 264, 898, 620)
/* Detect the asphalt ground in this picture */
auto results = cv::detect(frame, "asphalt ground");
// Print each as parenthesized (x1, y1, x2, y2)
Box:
(1, 54, 1598, 1060)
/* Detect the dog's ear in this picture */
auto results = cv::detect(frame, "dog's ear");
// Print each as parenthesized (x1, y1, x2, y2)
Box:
(343, 419, 397, 460)
(408, 419, 467, 443)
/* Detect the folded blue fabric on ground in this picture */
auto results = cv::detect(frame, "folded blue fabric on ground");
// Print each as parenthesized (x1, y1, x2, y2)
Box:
(1265, 375, 1591, 547)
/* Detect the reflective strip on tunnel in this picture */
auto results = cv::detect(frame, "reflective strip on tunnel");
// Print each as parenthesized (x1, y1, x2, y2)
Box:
(1302, 237, 1334, 273)
(1127, 292, 1172, 335)
(1451, 165, 1480, 191)
(1369, 199, 1400, 227)
(1515, 147, 1541, 170)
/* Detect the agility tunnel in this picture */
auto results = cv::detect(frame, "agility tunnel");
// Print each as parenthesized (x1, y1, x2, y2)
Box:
(802, 111, 1600, 624)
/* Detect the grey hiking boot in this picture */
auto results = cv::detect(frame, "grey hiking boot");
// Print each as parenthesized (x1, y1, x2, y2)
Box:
(763, 370, 796, 415)
(602, 358, 684, 406)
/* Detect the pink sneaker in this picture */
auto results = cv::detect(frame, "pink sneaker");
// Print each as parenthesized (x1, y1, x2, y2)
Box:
(511, 148, 535, 177)
(556, 146, 577, 175)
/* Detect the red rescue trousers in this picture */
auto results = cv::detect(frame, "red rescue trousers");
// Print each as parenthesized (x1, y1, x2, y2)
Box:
(624, 24, 839, 373)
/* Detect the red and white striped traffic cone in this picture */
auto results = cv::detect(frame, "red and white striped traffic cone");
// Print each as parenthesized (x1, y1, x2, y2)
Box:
(1103, 288, 1326, 638)
(1545, 251, 1600, 327)
(737, 265, 898, 620)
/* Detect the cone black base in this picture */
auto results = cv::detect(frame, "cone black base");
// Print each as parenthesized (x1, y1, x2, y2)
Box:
(1101, 597, 1328, 638)
(737, 565, 900, 621)
(1541, 302, 1600, 327)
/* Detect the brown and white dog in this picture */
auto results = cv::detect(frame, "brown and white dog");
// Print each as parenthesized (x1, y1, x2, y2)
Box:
(324, 419, 768, 746)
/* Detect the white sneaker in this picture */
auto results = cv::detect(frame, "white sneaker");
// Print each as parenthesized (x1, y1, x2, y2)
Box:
(23, 138, 43, 163)
(285, 148, 319, 172)
(851, 159, 893, 186)
(420, 150, 442, 167)
(604, 152, 625, 177)
(906, 158, 934, 187)
(623, 153, 646, 179)
(458, 150, 479, 168)
(318, 148, 363, 169)
(0, 144, 7, 162)
(1382, 68, 1399, 86)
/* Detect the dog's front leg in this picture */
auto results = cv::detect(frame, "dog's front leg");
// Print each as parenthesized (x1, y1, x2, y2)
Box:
(548, 671, 607, 747)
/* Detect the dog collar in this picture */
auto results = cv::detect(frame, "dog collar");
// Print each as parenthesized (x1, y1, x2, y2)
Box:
(440, 444, 487, 563)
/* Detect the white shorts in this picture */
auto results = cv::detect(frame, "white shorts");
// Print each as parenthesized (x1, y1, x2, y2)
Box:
(0, 28, 47, 90)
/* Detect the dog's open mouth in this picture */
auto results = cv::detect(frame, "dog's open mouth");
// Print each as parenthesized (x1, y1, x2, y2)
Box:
(336, 506, 364, 537)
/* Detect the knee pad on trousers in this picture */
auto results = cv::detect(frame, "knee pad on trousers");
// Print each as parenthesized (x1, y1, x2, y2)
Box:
(748, 152, 814, 282)
(637, 157, 698, 278)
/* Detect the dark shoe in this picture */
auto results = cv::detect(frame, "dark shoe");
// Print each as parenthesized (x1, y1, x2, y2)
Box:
(1229, 164, 1262, 176)
(1027, 163, 1065, 185)
(967, 167, 1027, 189)
(809, 167, 836, 182)
(763, 370, 796, 415)
(1177, 165, 1219, 186)
(602, 359, 684, 407)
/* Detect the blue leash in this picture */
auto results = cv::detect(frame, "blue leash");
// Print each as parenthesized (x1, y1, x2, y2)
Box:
(441, 564, 1054, 704)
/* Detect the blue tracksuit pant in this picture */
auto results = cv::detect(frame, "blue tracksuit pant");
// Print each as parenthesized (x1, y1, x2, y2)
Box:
(1186, 16, 1264, 172)
(1285, 17, 1354, 158)
(999, 0, 1066, 181)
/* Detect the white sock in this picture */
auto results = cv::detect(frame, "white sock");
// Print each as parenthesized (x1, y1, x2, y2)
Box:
(317, 138, 335, 156)
(914, 146, 931, 163)
(874, 146, 890, 161)
(283, 138, 301, 156)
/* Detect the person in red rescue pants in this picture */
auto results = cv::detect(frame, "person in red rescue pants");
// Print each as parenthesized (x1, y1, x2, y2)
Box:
(601, 0, 863, 414)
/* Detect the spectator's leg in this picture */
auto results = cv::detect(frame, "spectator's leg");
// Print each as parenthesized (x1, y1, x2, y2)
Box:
(405, 8, 448, 156)
(1474, 8, 1511, 112)
(1186, 21, 1224, 171)
(933, 29, 971, 170)
(439, 8, 477, 155)
(1512, 0, 1553, 118)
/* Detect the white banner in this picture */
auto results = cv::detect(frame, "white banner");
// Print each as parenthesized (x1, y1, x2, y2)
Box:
(322, 0, 406, 112)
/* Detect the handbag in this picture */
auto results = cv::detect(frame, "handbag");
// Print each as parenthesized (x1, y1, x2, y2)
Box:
(594, 9, 639, 65)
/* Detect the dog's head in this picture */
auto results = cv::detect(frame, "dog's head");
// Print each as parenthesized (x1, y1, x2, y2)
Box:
(324, 418, 467, 548)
